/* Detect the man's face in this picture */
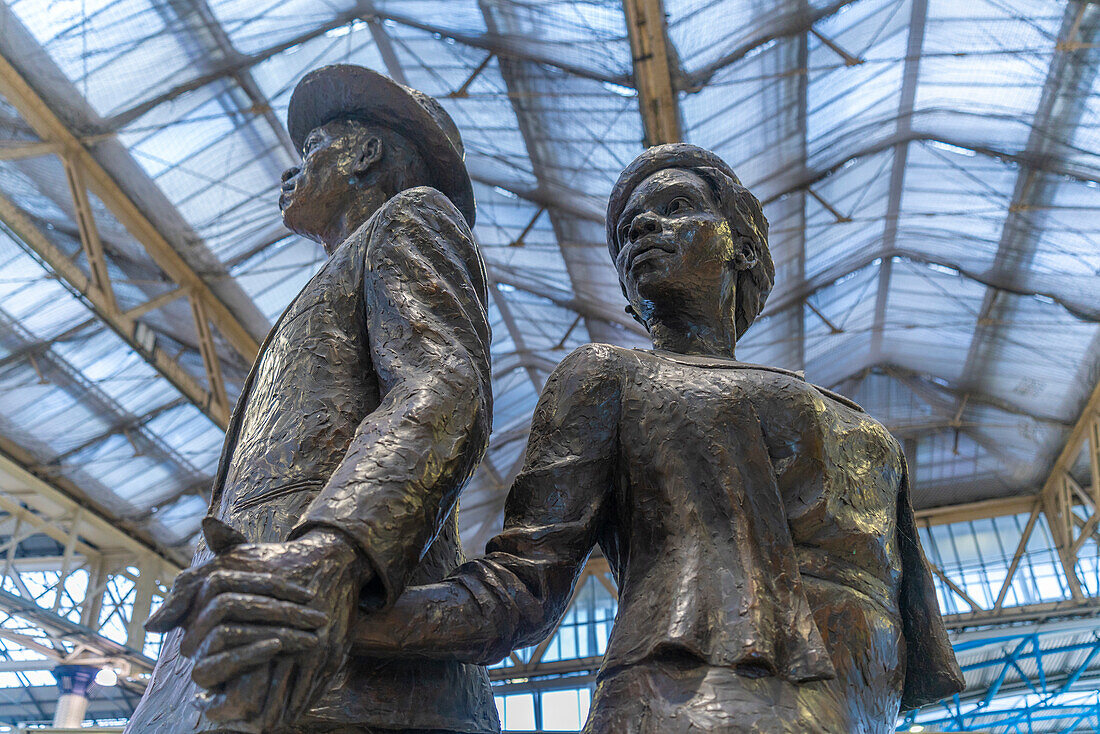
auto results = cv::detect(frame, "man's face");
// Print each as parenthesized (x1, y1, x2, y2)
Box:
(614, 168, 735, 320)
(279, 119, 374, 243)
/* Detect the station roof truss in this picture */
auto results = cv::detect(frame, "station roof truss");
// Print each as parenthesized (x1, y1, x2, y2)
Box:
(0, 0, 1094, 728)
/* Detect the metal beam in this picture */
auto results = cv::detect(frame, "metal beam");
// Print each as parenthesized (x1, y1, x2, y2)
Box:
(105, 8, 629, 132)
(760, 246, 1100, 325)
(0, 44, 261, 365)
(61, 156, 117, 314)
(475, 1, 617, 345)
(951, 3, 1100, 603)
(622, 0, 682, 146)
(1041, 365, 1100, 603)
(364, 8, 630, 87)
(0, 304, 209, 515)
(489, 285, 543, 393)
(878, 363, 1072, 427)
(758, 128, 1100, 206)
(868, 0, 927, 361)
(466, 167, 606, 224)
(953, 2, 1100, 400)
(0, 140, 62, 161)
(487, 263, 647, 337)
(916, 495, 1040, 527)
(687, 0, 860, 89)
(0, 192, 230, 428)
(169, 0, 298, 162)
(0, 450, 181, 689)
(105, 8, 361, 130)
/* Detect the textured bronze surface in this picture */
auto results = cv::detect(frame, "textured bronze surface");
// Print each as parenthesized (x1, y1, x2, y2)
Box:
(124, 66, 497, 734)
(358, 144, 964, 733)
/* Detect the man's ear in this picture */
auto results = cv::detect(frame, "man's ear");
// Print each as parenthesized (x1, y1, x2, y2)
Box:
(354, 136, 384, 178)
(732, 237, 758, 271)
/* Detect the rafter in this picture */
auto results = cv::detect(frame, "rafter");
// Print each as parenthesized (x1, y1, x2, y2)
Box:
(490, 285, 543, 393)
(366, 8, 630, 87)
(105, 7, 630, 133)
(0, 191, 230, 427)
(487, 263, 647, 337)
(622, 0, 682, 146)
(1040, 349, 1100, 603)
(104, 8, 363, 131)
(475, 1, 615, 345)
(955, 2, 1100, 396)
(946, 4, 1100, 602)
(824, 361, 1073, 433)
(869, 0, 928, 362)
(760, 246, 1100, 325)
(687, 0, 861, 89)
(759, 128, 1100, 205)
(169, 0, 298, 162)
(0, 47, 261, 365)
(878, 364, 1072, 428)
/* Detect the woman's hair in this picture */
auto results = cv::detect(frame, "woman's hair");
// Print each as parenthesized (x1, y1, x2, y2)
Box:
(607, 144, 775, 339)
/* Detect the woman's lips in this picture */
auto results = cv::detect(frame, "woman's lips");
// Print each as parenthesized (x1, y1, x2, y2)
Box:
(627, 238, 675, 270)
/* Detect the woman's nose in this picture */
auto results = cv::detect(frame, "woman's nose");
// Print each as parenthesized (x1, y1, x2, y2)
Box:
(628, 211, 662, 242)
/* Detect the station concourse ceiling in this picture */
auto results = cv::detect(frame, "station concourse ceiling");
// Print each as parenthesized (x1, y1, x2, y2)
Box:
(0, 0, 1095, 563)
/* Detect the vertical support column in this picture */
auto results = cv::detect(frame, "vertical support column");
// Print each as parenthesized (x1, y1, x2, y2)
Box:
(52, 664, 99, 727)
(127, 560, 158, 651)
(1043, 472, 1086, 600)
(81, 555, 109, 630)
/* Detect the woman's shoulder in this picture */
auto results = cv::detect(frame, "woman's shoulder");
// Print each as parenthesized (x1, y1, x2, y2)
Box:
(556, 343, 636, 371)
(537, 344, 635, 395)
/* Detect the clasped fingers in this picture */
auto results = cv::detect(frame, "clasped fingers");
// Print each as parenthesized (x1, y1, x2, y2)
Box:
(180, 592, 328, 659)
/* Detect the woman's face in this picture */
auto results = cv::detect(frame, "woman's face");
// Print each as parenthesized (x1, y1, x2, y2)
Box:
(614, 168, 737, 322)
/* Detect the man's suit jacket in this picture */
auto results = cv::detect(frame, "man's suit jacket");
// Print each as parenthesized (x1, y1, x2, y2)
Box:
(126, 187, 500, 734)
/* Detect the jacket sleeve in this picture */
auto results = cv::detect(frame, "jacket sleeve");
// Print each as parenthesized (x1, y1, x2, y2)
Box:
(354, 343, 620, 664)
(292, 186, 492, 608)
(897, 455, 966, 709)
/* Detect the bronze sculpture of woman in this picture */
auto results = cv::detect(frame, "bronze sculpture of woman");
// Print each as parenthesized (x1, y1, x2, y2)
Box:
(358, 144, 964, 733)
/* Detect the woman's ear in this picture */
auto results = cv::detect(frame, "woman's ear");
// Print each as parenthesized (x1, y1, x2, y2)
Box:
(625, 304, 650, 331)
(354, 136, 384, 178)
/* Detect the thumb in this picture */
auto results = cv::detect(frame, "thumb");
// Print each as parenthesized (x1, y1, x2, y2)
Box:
(203, 517, 247, 555)
(145, 569, 202, 633)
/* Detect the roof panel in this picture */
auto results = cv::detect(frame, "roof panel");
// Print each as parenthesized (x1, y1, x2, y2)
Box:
(0, 0, 1093, 666)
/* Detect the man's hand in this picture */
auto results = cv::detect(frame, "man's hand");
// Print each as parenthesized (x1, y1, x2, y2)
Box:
(146, 519, 368, 730)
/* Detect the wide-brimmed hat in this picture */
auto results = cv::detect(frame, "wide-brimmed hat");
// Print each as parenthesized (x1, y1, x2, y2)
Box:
(287, 64, 475, 226)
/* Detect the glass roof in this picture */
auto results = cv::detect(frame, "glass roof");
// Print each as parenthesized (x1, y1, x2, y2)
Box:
(0, 0, 1094, 570)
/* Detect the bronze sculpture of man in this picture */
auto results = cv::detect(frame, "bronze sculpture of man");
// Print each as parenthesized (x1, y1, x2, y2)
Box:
(125, 65, 499, 734)
(358, 144, 965, 733)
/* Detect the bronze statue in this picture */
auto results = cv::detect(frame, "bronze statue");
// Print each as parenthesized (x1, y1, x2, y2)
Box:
(358, 144, 964, 733)
(125, 65, 499, 734)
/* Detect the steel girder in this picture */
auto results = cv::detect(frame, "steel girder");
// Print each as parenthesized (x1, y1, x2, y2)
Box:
(0, 452, 180, 694)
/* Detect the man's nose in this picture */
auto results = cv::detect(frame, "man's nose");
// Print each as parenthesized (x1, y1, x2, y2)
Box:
(281, 166, 300, 190)
(628, 211, 662, 242)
